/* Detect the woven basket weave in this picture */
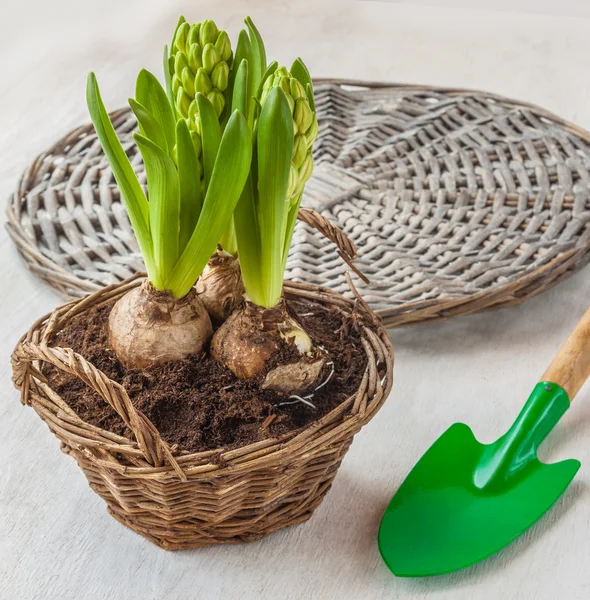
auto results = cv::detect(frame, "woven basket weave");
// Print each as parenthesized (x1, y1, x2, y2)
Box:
(7, 80, 590, 327)
(11, 275, 392, 550)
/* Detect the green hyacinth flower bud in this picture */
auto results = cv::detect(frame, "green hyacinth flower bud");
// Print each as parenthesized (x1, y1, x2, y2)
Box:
(286, 165, 299, 200)
(199, 20, 218, 47)
(168, 17, 233, 172)
(172, 74, 182, 96)
(290, 77, 306, 100)
(298, 152, 314, 187)
(215, 31, 232, 62)
(195, 68, 212, 95)
(211, 62, 229, 92)
(305, 115, 318, 149)
(259, 64, 318, 201)
(174, 22, 189, 53)
(202, 43, 221, 74)
(187, 23, 200, 46)
(207, 89, 225, 117)
(175, 88, 192, 119)
(188, 43, 203, 72)
(181, 67, 195, 98)
(174, 51, 189, 76)
(190, 129, 202, 157)
(294, 98, 313, 134)
(292, 134, 307, 169)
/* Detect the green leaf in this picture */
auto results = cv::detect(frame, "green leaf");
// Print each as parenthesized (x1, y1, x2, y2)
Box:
(175, 119, 202, 253)
(244, 16, 266, 92)
(305, 82, 315, 113)
(134, 133, 180, 284)
(231, 58, 249, 116)
(167, 110, 252, 298)
(86, 73, 159, 285)
(281, 194, 302, 272)
(230, 29, 253, 127)
(196, 93, 221, 191)
(255, 87, 294, 307)
(219, 219, 238, 256)
(290, 58, 312, 91)
(234, 29, 253, 70)
(135, 69, 176, 155)
(128, 98, 168, 152)
(291, 57, 315, 111)
(163, 44, 175, 112)
(234, 175, 264, 304)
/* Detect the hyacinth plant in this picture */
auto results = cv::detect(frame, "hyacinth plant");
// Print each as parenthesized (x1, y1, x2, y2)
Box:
(162, 17, 244, 322)
(85, 15, 319, 393)
(209, 20, 322, 393)
(86, 68, 251, 368)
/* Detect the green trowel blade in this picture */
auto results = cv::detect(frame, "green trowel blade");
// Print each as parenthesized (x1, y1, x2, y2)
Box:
(378, 383, 581, 577)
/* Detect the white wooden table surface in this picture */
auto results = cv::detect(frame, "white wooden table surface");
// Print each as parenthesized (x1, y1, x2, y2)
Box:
(1, 1, 589, 598)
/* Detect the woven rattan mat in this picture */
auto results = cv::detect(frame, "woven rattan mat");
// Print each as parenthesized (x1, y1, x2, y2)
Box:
(7, 80, 590, 327)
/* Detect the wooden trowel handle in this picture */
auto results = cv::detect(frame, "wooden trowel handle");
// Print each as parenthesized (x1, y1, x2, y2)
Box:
(542, 307, 590, 401)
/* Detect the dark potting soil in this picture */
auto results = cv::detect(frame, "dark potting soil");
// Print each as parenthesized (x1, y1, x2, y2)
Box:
(46, 297, 369, 454)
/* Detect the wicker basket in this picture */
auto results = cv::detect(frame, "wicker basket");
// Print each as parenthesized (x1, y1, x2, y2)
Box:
(11, 275, 392, 550)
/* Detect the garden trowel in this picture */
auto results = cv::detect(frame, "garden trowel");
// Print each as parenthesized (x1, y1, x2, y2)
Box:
(379, 307, 590, 577)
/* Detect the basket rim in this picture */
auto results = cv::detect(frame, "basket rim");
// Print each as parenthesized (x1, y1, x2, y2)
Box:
(11, 276, 393, 480)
